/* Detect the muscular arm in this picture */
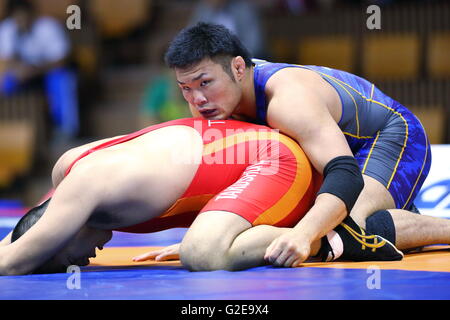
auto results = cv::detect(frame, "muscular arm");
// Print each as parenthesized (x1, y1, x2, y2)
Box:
(265, 71, 353, 244)
(0, 166, 101, 275)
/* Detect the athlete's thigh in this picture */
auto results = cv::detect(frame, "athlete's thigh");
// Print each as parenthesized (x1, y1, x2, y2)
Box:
(351, 105, 431, 223)
(182, 210, 252, 255)
(350, 174, 395, 226)
(182, 139, 318, 252)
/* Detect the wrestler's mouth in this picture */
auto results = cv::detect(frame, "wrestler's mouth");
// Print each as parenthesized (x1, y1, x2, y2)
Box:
(199, 108, 219, 118)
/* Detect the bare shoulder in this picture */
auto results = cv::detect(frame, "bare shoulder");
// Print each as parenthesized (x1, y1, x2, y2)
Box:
(263, 67, 330, 122)
(263, 67, 341, 131)
(265, 67, 326, 96)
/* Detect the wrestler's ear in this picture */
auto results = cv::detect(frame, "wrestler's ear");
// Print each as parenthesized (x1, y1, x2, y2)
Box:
(231, 56, 246, 81)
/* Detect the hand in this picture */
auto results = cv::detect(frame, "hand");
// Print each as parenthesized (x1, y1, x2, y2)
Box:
(264, 231, 312, 268)
(132, 243, 181, 262)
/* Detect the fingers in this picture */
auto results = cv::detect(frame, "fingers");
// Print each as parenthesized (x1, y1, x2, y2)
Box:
(132, 250, 159, 262)
(158, 253, 180, 261)
(264, 238, 308, 268)
(132, 245, 181, 262)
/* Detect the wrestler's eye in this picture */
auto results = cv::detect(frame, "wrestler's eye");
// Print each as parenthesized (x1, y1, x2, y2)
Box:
(181, 86, 191, 92)
(200, 80, 211, 87)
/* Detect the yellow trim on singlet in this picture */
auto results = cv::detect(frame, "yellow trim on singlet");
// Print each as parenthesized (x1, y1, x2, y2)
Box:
(162, 130, 282, 219)
(362, 131, 380, 174)
(296, 64, 366, 137)
(343, 132, 373, 139)
(202, 130, 280, 156)
(302, 70, 409, 189)
(162, 194, 215, 218)
(402, 134, 429, 209)
(253, 134, 313, 226)
(316, 73, 361, 137)
(201, 130, 312, 226)
(368, 99, 409, 189)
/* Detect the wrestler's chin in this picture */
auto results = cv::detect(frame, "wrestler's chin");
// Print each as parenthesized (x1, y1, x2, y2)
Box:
(201, 109, 227, 120)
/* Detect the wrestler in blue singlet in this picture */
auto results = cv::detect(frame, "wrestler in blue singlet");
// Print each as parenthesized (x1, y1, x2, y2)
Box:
(252, 59, 431, 211)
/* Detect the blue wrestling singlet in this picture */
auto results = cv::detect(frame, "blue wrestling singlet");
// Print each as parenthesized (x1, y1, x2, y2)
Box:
(252, 59, 431, 210)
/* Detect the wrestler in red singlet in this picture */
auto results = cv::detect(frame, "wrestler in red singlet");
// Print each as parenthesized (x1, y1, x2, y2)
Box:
(64, 118, 322, 233)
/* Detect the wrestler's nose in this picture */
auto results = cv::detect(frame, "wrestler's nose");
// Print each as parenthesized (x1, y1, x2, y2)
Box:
(193, 90, 207, 107)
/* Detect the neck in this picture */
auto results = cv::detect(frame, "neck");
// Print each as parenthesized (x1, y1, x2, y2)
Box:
(235, 67, 256, 118)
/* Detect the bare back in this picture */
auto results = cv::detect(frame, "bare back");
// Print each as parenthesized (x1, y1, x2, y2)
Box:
(59, 125, 203, 230)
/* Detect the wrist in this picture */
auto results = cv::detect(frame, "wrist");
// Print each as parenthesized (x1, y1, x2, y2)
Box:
(291, 225, 318, 243)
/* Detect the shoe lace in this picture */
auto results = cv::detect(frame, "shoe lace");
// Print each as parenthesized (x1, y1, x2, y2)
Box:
(341, 222, 386, 252)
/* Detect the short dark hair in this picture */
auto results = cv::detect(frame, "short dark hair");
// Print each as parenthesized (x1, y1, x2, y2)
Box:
(11, 198, 50, 243)
(11, 198, 66, 274)
(165, 22, 253, 74)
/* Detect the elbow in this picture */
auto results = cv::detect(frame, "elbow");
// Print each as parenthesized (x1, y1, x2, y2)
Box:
(0, 254, 32, 276)
(318, 155, 365, 215)
(0, 261, 21, 276)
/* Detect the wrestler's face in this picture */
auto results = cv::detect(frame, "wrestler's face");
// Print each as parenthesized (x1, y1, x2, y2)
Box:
(175, 57, 244, 120)
(36, 227, 112, 273)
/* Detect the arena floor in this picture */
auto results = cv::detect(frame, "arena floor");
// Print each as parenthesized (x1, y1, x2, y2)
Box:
(1, 210, 450, 300)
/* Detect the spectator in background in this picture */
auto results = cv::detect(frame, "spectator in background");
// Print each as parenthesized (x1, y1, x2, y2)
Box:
(0, 0, 79, 140)
(139, 68, 190, 127)
(189, 0, 266, 58)
(139, 48, 190, 127)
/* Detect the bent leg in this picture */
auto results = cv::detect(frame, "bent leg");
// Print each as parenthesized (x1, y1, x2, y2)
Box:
(349, 176, 450, 250)
(349, 174, 395, 228)
(180, 210, 321, 271)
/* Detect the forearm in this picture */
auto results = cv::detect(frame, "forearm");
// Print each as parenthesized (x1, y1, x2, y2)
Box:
(227, 225, 289, 270)
(0, 232, 12, 247)
(292, 193, 348, 243)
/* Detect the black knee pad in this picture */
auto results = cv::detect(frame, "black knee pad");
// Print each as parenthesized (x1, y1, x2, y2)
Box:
(365, 210, 396, 245)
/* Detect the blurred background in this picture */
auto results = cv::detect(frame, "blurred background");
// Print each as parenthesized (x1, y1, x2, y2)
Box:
(0, 0, 449, 208)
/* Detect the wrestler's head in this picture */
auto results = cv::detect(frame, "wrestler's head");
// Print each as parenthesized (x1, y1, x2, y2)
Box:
(165, 22, 253, 120)
(11, 199, 112, 274)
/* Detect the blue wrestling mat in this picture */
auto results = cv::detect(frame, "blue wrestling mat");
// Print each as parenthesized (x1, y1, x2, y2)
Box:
(1, 143, 450, 303)
(2, 225, 450, 302)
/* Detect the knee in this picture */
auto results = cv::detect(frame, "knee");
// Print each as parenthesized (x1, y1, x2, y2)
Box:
(365, 209, 396, 244)
(179, 238, 208, 271)
(180, 237, 245, 272)
(180, 237, 234, 271)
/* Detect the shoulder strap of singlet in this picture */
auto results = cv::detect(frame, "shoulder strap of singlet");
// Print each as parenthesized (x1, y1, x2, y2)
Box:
(252, 59, 308, 124)
(64, 118, 197, 176)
